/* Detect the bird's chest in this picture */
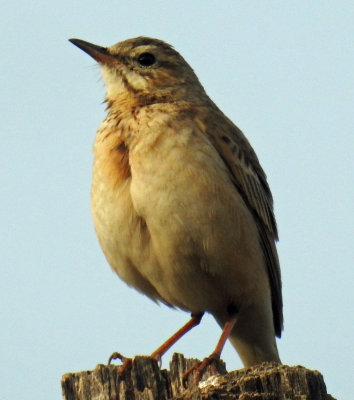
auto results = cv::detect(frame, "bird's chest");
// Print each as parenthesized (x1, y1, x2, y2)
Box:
(90, 120, 143, 274)
(91, 155, 134, 263)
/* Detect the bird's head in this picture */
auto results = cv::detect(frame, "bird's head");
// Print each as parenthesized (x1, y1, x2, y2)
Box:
(69, 37, 207, 108)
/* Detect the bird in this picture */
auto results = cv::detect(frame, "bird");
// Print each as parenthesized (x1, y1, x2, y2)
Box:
(69, 36, 283, 381)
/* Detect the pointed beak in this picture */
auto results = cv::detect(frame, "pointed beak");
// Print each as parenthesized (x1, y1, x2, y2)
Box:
(69, 38, 114, 65)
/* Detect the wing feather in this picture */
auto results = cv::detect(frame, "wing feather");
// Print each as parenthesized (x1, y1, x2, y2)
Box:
(202, 109, 283, 336)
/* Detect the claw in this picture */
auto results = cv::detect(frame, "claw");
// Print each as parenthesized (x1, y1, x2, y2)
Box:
(107, 352, 132, 374)
(183, 353, 220, 386)
(108, 351, 125, 364)
(151, 353, 162, 368)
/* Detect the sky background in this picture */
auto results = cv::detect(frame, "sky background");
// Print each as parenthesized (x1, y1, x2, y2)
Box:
(1, 2, 353, 399)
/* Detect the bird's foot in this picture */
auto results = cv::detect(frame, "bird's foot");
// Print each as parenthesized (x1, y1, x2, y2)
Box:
(150, 352, 163, 367)
(107, 352, 132, 374)
(183, 353, 220, 385)
(108, 351, 163, 375)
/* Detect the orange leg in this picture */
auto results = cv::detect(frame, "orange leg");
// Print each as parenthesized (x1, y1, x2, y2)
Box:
(184, 313, 238, 385)
(108, 313, 204, 373)
(151, 313, 203, 360)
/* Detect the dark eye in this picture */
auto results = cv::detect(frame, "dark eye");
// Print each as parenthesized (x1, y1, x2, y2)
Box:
(137, 52, 156, 67)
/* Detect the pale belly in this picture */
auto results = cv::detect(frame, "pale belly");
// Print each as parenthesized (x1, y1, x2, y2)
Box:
(91, 144, 270, 315)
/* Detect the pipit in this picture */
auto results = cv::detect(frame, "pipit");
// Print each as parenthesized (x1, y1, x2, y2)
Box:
(69, 37, 283, 382)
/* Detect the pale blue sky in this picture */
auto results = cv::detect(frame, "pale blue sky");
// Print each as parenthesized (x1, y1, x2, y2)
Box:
(1, 2, 353, 399)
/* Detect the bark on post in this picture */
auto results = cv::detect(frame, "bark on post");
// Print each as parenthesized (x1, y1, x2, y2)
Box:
(61, 353, 336, 400)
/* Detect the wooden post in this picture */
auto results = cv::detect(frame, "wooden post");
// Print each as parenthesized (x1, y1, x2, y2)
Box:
(61, 353, 336, 400)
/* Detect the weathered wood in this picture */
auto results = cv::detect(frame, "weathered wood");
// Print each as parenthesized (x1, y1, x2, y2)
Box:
(61, 353, 336, 400)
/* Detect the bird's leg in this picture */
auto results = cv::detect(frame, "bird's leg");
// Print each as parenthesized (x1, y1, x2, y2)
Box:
(150, 312, 204, 361)
(107, 313, 203, 374)
(184, 312, 237, 385)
